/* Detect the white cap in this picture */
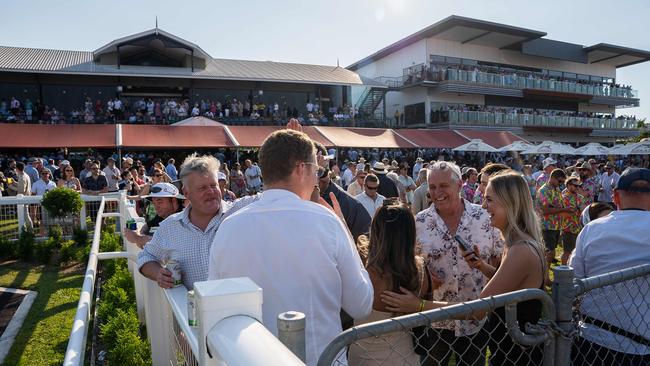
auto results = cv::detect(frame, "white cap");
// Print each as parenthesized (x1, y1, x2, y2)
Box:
(543, 157, 557, 169)
(142, 182, 185, 199)
(217, 172, 228, 181)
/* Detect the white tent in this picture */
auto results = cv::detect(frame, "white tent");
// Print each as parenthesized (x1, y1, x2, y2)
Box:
(452, 139, 498, 152)
(619, 140, 650, 155)
(521, 141, 575, 155)
(171, 116, 226, 126)
(498, 141, 534, 152)
(574, 143, 610, 156)
(609, 144, 628, 155)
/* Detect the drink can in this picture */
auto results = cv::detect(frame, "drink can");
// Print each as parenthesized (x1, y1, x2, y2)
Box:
(126, 218, 137, 230)
(165, 259, 183, 287)
(187, 290, 198, 327)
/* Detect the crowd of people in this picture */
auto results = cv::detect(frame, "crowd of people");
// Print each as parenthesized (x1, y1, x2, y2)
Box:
(0, 95, 361, 126)
(1, 125, 648, 365)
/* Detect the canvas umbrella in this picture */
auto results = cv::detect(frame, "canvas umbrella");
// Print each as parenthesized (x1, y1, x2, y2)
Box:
(452, 139, 498, 152)
(498, 140, 534, 152)
(619, 140, 650, 155)
(521, 141, 573, 155)
(574, 143, 610, 156)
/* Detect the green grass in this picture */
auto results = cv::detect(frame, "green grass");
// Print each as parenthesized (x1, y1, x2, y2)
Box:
(0, 261, 84, 366)
(0, 219, 18, 236)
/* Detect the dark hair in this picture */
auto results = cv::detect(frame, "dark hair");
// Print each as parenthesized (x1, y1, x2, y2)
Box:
(16, 162, 25, 171)
(480, 163, 509, 177)
(588, 202, 614, 221)
(366, 204, 420, 294)
(259, 129, 315, 184)
(120, 170, 131, 179)
(364, 174, 379, 185)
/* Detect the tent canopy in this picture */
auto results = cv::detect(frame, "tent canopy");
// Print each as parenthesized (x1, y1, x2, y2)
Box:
(315, 127, 417, 148)
(453, 139, 498, 152)
(171, 116, 226, 127)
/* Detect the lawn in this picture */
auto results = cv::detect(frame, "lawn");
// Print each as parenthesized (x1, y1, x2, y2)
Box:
(0, 260, 84, 366)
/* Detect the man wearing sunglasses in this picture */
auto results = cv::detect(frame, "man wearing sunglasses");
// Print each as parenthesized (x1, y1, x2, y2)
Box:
(355, 174, 385, 217)
(537, 168, 571, 266)
(560, 176, 586, 265)
(82, 162, 108, 195)
(598, 162, 619, 204)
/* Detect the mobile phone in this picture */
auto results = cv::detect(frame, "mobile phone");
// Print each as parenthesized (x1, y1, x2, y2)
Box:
(454, 234, 474, 254)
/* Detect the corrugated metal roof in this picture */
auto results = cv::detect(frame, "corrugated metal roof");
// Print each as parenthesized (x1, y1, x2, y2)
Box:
(0, 45, 381, 86)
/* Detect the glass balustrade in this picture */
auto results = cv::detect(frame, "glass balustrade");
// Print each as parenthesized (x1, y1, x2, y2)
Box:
(445, 110, 636, 129)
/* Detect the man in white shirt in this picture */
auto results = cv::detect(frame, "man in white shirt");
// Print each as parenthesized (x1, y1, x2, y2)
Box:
(102, 157, 121, 192)
(569, 168, 650, 364)
(341, 161, 356, 188)
(598, 162, 620, 203)
(244, 159, 262, 194)
(31, 168, 56, 195)
(355, 174, 385, 217)
(346, 170, 366, 197)
(209, 129, 373, 366)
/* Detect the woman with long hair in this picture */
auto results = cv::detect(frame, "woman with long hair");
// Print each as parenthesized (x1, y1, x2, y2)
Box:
(382, 171, 545, 365)
(57, 165, 82, 192)
(348, 200, 430, 365)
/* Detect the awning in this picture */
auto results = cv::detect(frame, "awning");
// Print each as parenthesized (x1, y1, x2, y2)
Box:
(0, 124, 115, 148)
(453, 130, 526, 148)
(315, 127, 416, 148)
(171, 116, 226, 127)
(121, 125, 235, 148)
(393, 129, 468, 148)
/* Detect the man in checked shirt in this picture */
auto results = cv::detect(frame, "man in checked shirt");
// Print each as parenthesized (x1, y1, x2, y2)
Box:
(137, 153, 258, 289)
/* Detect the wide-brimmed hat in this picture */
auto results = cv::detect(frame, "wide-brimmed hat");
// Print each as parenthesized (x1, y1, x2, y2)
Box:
(578, 162, 592, 170)
(372, 162, 388, 174)
(142, 182, 185, 199)
(542, 157, 557, 169)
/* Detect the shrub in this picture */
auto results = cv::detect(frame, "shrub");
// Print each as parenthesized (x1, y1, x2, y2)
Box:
(98, 263, 134, 320)
(17, 228, 35, 262)
(0, 236, 17, 259)
(75, 244, 90, 264)
(99, 308, 140, 350)
(99, 230, 121, 253)
(47, 225, 64, 247)
(59, 240, 76, 263)
(107, 326, 151, 366)
(72, 228, 89, 247)
(35, 237, 57, 264)
(41, 187, 84, 219)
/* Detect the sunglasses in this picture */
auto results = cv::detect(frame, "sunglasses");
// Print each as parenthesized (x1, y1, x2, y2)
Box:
(91, 168, 99, 171)
(154, 174, 163, 177)
(65, 169, 73, 172)
(365, 185, 379, 190)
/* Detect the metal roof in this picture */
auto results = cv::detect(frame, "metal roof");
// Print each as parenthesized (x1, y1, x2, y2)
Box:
(584, 43, 650, 68)
(93, 28, 212, 60)
(347, 15, 547, 70)
(0, 47, 379, 87)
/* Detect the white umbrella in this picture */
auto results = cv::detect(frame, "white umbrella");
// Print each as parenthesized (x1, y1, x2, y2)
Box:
(453, 139, 498, 152)
(498, 140, 534, 152)
(619, 140, 650, 155)
(609, 144, 628, 155)
(521, 141, 574, 155)
(574, 143, 610, 156)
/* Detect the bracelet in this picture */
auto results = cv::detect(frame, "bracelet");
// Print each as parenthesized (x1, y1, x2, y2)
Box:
(418, 299, 426, 312)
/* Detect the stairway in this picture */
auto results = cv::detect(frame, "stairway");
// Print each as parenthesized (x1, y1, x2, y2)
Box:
(356, 87, 388, 120)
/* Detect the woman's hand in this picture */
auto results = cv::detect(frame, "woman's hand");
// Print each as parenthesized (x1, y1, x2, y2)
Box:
(318, 192, 345, 222)
(380, 287, 420, 313)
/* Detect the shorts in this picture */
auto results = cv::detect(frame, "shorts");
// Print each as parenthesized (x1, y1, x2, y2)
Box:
(542, 230, 561, 252)
(562, 231, 578, 252)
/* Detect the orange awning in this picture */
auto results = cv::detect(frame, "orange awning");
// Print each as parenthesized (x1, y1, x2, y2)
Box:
(227, 126, 335, 148)
(315, 127, 416, 148)
(454, 130, 526, 148)
(393, 129, 468, 148)
(0, 123, 116, 148)
(121, 125, 235, 148)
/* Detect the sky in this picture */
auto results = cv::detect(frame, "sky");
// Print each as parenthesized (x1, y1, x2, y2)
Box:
(3, 0, 650, 120)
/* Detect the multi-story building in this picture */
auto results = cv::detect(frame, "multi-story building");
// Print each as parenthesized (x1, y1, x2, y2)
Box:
(348, 15, 650, 144)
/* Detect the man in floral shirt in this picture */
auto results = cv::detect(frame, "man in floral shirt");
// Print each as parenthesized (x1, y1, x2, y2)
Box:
(460, 167, 478, 202)
(577, 162, 598, 205)
(415, 161, 504, 366)
(561, 176, 586, 265)
(537, 168, 571, 266)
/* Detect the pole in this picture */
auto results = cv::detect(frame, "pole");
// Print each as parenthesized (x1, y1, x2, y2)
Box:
(552, 265, 575, 366)
(277, 311, 306, 362)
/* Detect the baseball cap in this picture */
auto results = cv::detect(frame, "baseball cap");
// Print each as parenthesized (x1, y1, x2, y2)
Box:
(217, 172, 228, 181)
(614, 168, 650, 193)
(542, 157, 557, 169)
(142, 182, 185, 199)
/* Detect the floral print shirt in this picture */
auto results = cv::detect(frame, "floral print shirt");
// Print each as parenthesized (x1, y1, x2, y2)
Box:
(461, 182, 476, 202)
(537, 184, 564, 231)
(472, 189, 483, 205)
(580, 177, 599, 205)
(415, 199, 504, 336)
(561, 191, 586, 234)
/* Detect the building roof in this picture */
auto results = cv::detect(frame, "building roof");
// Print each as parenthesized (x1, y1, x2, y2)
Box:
(347, 15, 650, 70)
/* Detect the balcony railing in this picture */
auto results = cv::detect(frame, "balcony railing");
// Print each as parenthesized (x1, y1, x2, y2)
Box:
(433, 110, 638, 129)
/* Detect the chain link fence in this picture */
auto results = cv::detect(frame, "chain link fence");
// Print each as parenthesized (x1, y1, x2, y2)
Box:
(317, 264, 650, 366)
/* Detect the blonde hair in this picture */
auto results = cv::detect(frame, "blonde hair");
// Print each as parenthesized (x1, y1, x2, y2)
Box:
(487, 171, 543, 252)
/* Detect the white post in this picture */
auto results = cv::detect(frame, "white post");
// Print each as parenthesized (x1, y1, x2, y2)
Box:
(79, 203, 87, 230)
(16, 195, 25, 232)
(277, 311, 306, 362)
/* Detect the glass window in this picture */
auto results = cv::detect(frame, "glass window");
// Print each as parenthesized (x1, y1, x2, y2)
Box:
(430, 55, 445, 63)
(446, 57, 461, 65)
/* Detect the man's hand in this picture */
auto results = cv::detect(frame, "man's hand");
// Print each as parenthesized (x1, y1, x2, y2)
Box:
(286, 118, 303, 132)
(157, 267, 174, 289)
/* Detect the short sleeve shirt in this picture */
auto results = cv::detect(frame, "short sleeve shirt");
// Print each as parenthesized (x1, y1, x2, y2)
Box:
(537, 184, 564, 231)
(580, 177, 598, 204)
(561, 192, 585, 234)
(461, 182, 475, 202)
(82, 175, 108, 191)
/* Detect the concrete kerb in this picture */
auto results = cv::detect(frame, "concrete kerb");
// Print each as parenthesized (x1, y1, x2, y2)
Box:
(0, 287, 38, 364)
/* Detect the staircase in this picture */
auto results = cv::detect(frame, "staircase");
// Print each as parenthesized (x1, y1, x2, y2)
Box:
(356, 87, 388, 121)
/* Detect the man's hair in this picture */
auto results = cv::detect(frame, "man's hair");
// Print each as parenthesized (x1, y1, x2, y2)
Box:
(16, 162, 25, 171)
(179, 153, 221, 187)
(258, 129, 315, 185)
(120, 170, 131, 179)
(168, 158, 175, 164)
(428, 161, 462, 183)
(480, 163, 509, 177)
(364, 174, 379, 185)
(550, 168, 567, 180)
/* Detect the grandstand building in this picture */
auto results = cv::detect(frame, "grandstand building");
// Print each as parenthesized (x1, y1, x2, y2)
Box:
(347, 15, 650, 143)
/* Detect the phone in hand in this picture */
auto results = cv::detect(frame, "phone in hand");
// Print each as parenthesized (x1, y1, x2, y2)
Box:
(454, 234, 478, 260)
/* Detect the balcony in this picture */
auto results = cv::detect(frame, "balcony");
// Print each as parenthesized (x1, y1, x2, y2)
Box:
(435, 110, 638, 130)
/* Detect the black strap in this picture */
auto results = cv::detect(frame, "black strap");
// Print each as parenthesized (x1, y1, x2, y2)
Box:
(582, 314, 650, 347)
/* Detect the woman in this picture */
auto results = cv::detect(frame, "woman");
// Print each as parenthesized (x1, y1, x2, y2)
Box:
(135, 168, 166, 221)
(57, 165, 82, 192)
(382, 171, 545, 365)
(229, 162, 246, 198)
(348, 201, 430, 365)
(153, 161, 172, 182)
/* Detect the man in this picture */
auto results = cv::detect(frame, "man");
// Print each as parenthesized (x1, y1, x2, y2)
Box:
(411, 168, 430, 214)
(355, 174, 385, 217)
(102, 157, 121, 192)
(137, 154, 257, 289)
(560, 176, 585, 265)
(4, 159, 18, 196)
(31, 168, 56, 195)
(25, 157, 40, 184)
(244, 159, 262, 194)
(166, 158, 178, 181)
(346, 169, 366, 197)
(577, 162, 598, 205)
(537, 168, 571, 265)
(397, 163, 416, 205)
(341, 161, 357, 188)
(415, 161, 504, 366)
(122, 157, 134, 173)
(208, 129, 373, 366)
(570, 168, 650, 364)
(461, 168, 478, 202)
(125, 182, 184, 248)
(598, 162, 620, 203)
(536, 157, 557, 189)
(412, 157, 424, 181)
(371, 162, 399, 198)
(9, 162, 31, 196)
(318, 165, 371, 240)
(475, 163, 510, 205)
(82, 162, 108, 195)
(217, 172, 236, 202)
(79, 159, 93, 181)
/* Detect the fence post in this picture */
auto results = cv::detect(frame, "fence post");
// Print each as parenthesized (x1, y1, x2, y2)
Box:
(552, 265, 575, 366)
(80, 202, 87, 230)
(16, 195, 26, 232)
(278, 311, 306, 362)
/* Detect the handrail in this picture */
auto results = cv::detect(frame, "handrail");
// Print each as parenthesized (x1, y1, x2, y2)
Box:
(62, 197, 106, 366)
(573, 263, 650, 296)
